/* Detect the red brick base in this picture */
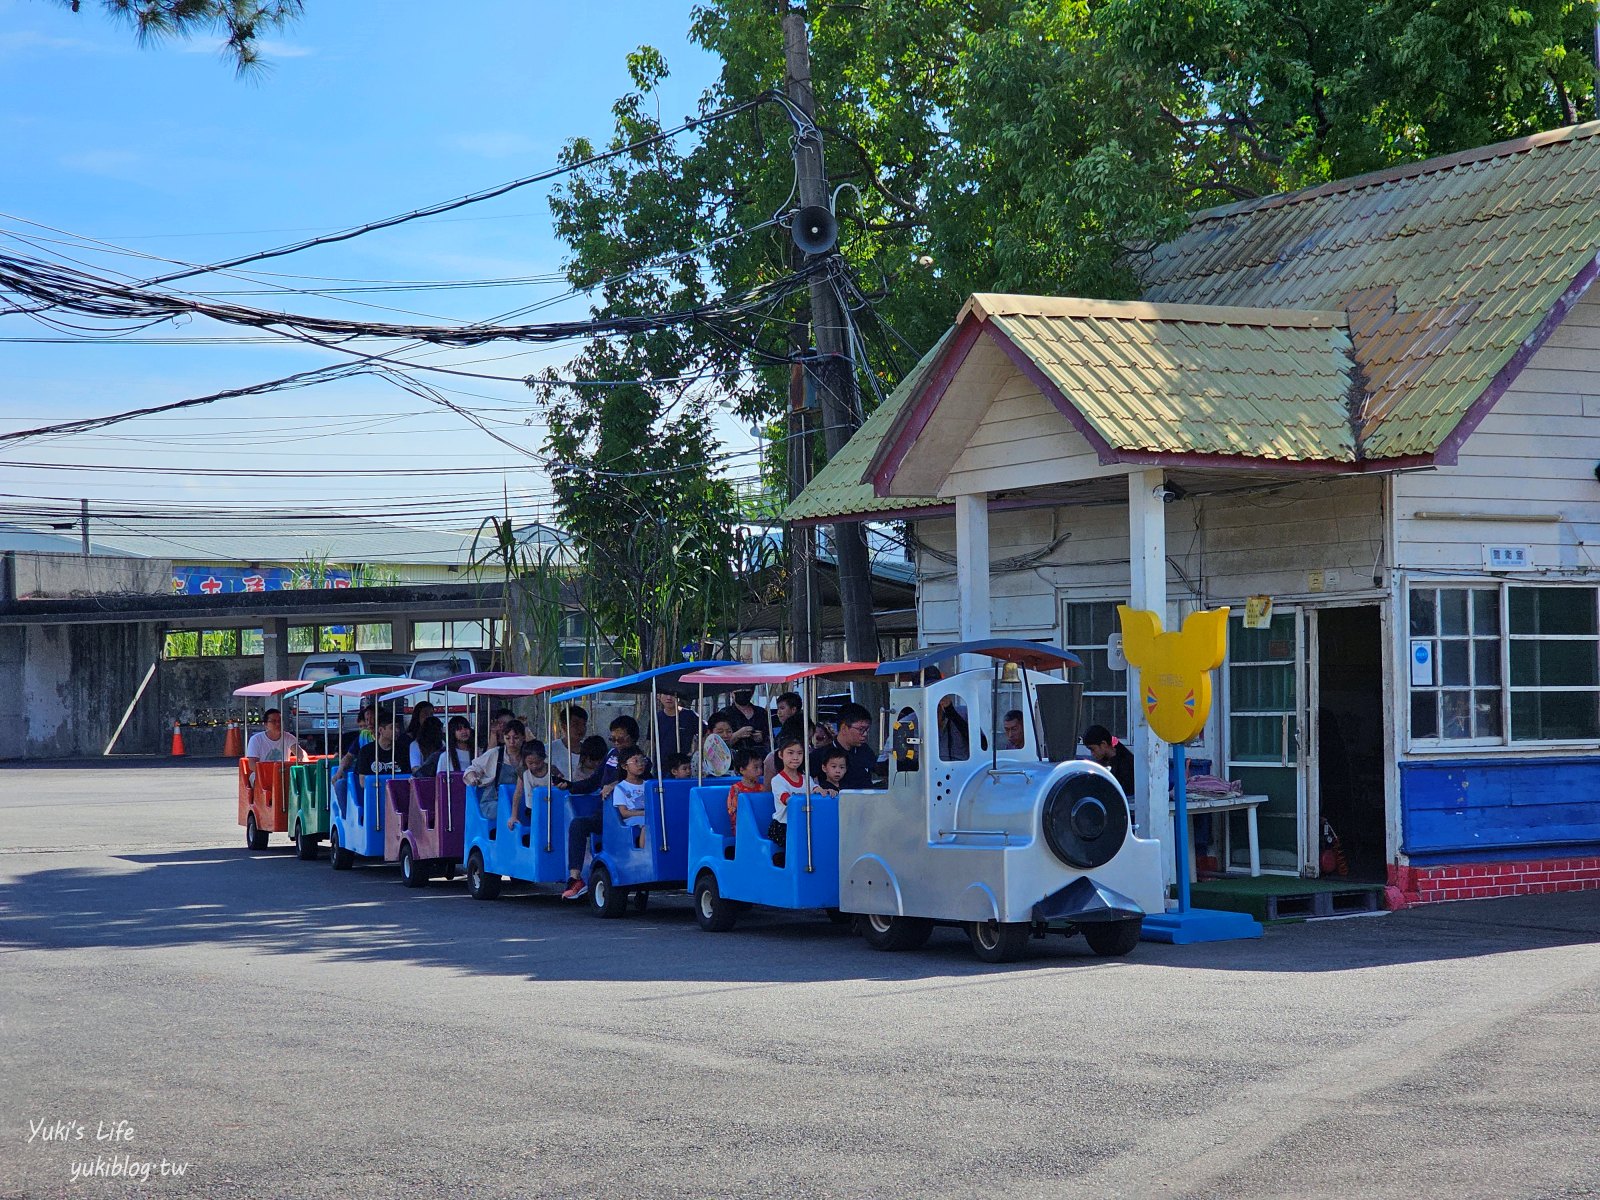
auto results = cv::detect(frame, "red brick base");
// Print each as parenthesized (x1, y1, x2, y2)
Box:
(1386, 858, 1600, 909)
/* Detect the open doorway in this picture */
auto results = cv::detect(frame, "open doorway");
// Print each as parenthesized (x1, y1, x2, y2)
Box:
(1313, 606, 1386, 882)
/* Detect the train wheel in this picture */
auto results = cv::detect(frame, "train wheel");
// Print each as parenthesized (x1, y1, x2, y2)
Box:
(589, 864, 627, 919)
(693, 872, 738, 932)
(966, 920, 1032, 963)
(245, 813, 268, 852)
(1082, 918, 1143, 958)
(399, 842, 428, 889)
(858, 913, 933, 951)
(466, 850, 501, 901)
(294, 823, 318, 861)
(329, 828, 354, 871)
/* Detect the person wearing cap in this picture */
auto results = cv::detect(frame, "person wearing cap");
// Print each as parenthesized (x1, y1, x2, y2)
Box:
(1082, 724, 1136, 798)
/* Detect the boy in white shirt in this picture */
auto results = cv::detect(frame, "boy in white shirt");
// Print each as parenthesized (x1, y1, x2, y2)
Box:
(245, 708, 306, 785)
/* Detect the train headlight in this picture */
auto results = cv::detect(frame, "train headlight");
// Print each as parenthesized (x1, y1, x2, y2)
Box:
(1041, 773, 1129, 869)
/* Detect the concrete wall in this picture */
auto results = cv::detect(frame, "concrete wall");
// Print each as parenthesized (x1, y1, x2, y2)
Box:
(0, 622, 164, 760)
(6, 553, 174, 600)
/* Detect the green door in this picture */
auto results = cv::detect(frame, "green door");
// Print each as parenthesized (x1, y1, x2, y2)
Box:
(1224, 610, 1304, 873)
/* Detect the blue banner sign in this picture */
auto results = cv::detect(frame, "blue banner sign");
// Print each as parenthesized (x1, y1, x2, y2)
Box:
(171, 565, 353, 596)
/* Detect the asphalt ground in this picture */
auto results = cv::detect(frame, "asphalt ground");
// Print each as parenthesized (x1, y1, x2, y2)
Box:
(1, 763, 1597, 1200)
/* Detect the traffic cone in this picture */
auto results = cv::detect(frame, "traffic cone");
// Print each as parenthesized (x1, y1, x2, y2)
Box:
(170, 721, 186, 757)
(222, 721, 244, 758)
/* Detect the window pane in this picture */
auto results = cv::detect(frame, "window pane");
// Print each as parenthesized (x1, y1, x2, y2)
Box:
(1510, 587, 1597, 636)
(1474, 640, 1500, 685)
(1439, 589, 1468, 636)
(356, 623, 392, 651)
(240, 628, 264, 656)
(1440, 691, 1473, 739)
(1410, 691, 1438, 739)
(1511, 640, 1599, 688)
(1230, 663, 1293, 710)
(450, 620, 489, 649)
(200, 629, 237, 657)
(1077, 647, 1120, 694)
(319, 626, 353, 652)
(1474, 689, 1502, 739)
(1471, 589, 1499, 635)
(411, 621, 445, 651)
(1229, 715, 1285, 763)
(1409, 590, 1436, 637)
(1081, 694, 1127, 740)
(288, 625, 316, 653)
(1512, 690, 1600, 741)
(1440, 640, 1470, 686)
(162, 630, 199, 659)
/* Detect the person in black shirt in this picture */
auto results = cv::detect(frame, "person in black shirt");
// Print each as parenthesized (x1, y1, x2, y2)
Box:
(1082, 724, 1137, 798)
(355, 714, 407, 779)
(654, 690, 702, 761)
(808, 702, 882, 789)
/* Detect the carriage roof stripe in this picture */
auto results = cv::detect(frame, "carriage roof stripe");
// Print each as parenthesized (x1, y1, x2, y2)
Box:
(459, 674, 606, 698)
(382, 670, 518, 701)
(549, 660, 741, 704)
(292, 671, 385, 694)
(322, 676, 425, 698)
(679, 662, 881, 687)
(231, 679, 313, 698)
(876, 639, 1083, 674)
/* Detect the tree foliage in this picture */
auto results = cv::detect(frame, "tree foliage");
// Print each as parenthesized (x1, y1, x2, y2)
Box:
(56, 0, 304, 71)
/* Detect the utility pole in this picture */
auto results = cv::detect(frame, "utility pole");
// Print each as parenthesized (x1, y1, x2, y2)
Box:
(786, 365, 817, 662)
(80, 498, 89, 558)
(782, 4, 880, 666)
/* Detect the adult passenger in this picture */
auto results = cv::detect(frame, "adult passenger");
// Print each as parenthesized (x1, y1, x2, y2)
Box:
(722, 690, 769, 753)
(246, 708, 306, 783)
(1082, 724, 1137, 798)
(549, 705, 588, 781)
(810, 702, 880, 789)
(654, 690, 702, 761)
(354, 714, 407, 780)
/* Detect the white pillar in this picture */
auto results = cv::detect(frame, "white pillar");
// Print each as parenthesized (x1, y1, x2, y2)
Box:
(1128, 469, 1174, 884)
(954, 492, 991, 642)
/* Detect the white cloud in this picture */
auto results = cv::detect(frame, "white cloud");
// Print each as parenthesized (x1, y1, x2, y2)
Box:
(177, 36, 314, 59)
(57, 148, 143, 177)
(0, 29, 117, 55)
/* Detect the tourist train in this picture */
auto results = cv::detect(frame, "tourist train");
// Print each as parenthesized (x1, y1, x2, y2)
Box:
(231, 638, 1164, 963)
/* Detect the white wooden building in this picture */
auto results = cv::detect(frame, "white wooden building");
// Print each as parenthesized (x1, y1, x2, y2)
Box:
(788, 122, 1600, 906)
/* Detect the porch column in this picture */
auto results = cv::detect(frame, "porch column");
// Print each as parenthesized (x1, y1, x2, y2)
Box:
(953, 492, 991, 642)
(262, 617, 290, 681)
(1128, 468, 1174, 885)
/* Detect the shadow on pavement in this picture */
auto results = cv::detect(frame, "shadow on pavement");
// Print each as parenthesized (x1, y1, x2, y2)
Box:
(1, 845, 1596, 984)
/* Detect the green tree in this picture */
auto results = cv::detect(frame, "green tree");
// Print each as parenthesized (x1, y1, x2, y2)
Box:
(54, 0, 304, 71)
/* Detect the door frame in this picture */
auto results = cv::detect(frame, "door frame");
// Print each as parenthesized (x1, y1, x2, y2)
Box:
(1223, 604, 1308, 876)
(1307, 598, 1397, 877)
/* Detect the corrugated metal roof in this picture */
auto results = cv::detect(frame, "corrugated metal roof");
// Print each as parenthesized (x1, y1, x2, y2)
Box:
(781, 332, 953, 523)
(1142, 121, 1600, 458)
(966, 295, 1359, 461)
(788, 120, 1600, 520)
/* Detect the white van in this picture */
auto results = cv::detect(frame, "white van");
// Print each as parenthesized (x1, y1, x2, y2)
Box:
(290, 652, 408, 735)
(405, 650, 484, 716)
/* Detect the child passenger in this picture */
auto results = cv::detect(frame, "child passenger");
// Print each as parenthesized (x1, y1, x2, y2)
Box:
(663, 752, 694, 779)
(767, 735, 807, 867)
(725, 747, 765, 835)
(609, 747, 652, 848)
(811, 745, 848, 797)
(507, 739, 551, 831)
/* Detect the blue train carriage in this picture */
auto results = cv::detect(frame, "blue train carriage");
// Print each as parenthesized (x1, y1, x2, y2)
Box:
(457, 673, 605, 901)
(549, 659, 738, 917)
(321, 675, 421, 870)
(680, 660, 884, 934)
(842, 638, 1168, 962)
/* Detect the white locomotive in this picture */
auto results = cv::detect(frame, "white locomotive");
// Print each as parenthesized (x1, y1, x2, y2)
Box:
(839, 640, 1166, 962)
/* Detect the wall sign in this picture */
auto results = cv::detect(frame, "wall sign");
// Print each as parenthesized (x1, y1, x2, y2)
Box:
(1410, 639, 1435, 687)
(1483, 544, 1531, 571)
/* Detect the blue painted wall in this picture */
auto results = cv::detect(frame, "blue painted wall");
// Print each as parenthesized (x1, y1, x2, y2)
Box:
(1401, 757, 1600, 862)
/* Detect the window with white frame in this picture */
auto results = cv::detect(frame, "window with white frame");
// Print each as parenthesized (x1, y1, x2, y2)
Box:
(1408, 584, 1600, 745)
(1064, 600, 1127, 737)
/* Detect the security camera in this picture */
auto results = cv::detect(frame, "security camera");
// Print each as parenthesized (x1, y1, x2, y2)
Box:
(1153, 482, 1187, 504)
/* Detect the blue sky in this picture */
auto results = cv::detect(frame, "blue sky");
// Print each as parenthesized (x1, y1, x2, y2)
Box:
(0, 0, 744, 530)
